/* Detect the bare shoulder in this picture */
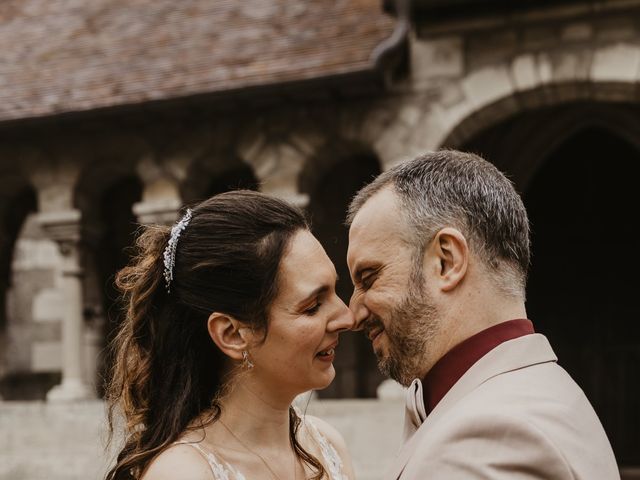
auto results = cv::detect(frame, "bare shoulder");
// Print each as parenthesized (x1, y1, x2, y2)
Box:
(141, 443, 213, 480)
(305, 415, 355, 479)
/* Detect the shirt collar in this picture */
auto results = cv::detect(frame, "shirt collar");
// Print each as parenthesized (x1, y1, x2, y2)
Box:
(421, 318, 535, 415)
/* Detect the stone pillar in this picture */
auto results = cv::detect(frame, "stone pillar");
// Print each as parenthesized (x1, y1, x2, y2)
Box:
(39, 210, 93, 402)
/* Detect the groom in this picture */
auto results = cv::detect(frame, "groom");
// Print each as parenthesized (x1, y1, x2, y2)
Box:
(346, 150, 619, 479)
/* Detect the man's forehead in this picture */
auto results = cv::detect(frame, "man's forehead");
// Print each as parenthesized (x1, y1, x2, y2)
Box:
(348, 187, 406, 263)
(350, 186, 399, 229)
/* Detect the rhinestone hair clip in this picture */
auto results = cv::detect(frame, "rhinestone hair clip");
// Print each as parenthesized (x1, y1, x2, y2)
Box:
(163, 208, 193, 292)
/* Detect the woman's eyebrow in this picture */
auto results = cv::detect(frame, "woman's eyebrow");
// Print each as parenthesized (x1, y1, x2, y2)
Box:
(294, 285, 330, 310)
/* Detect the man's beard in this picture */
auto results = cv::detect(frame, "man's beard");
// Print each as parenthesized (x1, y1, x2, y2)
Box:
(364, 273, 440, 387)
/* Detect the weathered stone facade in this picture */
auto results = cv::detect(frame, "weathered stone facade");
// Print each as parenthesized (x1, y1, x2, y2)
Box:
(1, 0, 640, 474)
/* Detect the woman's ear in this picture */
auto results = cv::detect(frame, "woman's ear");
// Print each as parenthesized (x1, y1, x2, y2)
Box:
(428, 227, 469, 292)
(207, 312, 250, 361)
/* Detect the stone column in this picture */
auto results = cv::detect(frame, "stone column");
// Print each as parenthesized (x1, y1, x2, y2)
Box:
(39, 210, 93, 402)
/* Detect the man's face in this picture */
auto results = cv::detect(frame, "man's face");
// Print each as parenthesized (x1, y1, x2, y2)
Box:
(347, 187, 441, 386)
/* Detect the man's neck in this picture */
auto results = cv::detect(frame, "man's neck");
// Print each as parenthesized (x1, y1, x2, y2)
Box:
(418, 296, 527, 379)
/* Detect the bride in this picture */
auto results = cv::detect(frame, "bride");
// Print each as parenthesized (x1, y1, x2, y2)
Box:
(105, 190, 355, 480)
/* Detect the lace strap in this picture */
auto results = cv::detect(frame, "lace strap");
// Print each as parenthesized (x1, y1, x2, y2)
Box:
(304, 419, 347, 480)
(172, 441, 246, 480)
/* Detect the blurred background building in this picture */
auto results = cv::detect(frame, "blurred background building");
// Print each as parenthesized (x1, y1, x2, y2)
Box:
(1, 0, 639, 478)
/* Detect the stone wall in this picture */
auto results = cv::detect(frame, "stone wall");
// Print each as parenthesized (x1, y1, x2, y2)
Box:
(0, 398, 405, 480)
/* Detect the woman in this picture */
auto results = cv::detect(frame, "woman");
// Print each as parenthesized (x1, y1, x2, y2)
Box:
(105, 190, 355, 480)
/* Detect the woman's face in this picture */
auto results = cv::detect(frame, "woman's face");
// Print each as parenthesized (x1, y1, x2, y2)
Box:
(248, 229, 354, 397)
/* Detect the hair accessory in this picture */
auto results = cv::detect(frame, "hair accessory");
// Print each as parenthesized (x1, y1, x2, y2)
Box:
(163, 208, 193, 292)
(242, 350, 254, 370)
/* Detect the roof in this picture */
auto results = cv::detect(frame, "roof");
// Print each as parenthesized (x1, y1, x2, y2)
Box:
(0, 0, 396, 123)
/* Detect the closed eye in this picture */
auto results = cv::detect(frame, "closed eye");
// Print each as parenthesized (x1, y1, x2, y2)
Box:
(304, 302, 322, 316)
(360, 270, 378, 290)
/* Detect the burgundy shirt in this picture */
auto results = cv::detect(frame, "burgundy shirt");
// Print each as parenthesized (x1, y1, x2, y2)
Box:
(422, 319, 535, 415)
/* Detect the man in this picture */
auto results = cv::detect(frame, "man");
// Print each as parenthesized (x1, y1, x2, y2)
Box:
(346, 150, 619, 479)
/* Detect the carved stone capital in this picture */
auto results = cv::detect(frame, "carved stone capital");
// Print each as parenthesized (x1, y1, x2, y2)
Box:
(37, 209, 82, 254)
(133, 198, 181, 226)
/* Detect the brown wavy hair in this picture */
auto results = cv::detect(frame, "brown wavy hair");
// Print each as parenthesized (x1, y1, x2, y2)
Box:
(105, 190, 326, 479)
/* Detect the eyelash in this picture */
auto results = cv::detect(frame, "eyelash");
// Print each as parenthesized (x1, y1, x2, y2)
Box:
(305, 302, 322, 315)
(361, 274, 375, 290)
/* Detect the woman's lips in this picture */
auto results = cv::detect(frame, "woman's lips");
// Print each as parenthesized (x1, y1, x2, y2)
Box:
(315, 341, 337, 362)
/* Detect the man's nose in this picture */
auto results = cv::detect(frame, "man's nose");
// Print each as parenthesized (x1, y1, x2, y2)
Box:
(349, 290, 368, 331)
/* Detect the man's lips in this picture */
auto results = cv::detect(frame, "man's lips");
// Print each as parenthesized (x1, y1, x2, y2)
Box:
(367, 327, 384, 343)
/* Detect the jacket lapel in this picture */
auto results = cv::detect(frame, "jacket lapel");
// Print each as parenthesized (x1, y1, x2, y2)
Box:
(384, 334, 558, 480)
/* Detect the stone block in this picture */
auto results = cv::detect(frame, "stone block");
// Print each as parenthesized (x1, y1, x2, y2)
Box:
(511, 54, 540, 91)
(407, 108, 448, 151)
(596, 18, 637, 42)
(591, 43, 640, 82)
(561, 22, 593, 42)
(32, 288, 63, 323)
(31, 341, 61, 372)
(359, 102, 398, 144)
(410, 35, 463, 87)
(11, 238, 60, 271)
(551, 50, 593, 82)
(438, 82, 465, 108)
(466, 30, 517, 71)
(461, 66, 514, 110)
(537, 53, 553, 84)
(398, 104, 422, 126)
(433, 99, 476, 145)
(523, 26, 558, 50)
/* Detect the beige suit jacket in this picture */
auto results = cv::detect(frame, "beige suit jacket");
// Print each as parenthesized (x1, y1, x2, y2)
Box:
(386, 334, 619, 480)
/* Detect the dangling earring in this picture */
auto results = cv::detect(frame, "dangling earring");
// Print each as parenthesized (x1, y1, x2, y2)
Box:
(242, 350, 254, 370)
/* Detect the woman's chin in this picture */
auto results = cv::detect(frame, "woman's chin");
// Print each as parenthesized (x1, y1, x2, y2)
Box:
(300, 366, 335, 394)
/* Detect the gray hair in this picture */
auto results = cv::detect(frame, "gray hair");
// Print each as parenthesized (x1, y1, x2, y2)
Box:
(347, 150, 531, 296)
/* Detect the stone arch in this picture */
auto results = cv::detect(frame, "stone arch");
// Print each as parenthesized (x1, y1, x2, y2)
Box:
(459, 101, 640, 191)
(395, 42, 640, 158)
(180, 153, 258, 205)
(301, 139, 384, 398)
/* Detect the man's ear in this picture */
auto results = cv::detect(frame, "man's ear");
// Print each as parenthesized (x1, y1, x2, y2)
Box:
(207, 312, 251, 361)
(427, 227, 468, 292)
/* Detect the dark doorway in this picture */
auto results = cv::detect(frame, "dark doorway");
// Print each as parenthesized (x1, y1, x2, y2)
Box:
(524, 127, 640, 466)
(305, 152, 383, 398)
(0, 186, 41, 399)
(96, 176, 143, 396)
(206, 165, 258, 197)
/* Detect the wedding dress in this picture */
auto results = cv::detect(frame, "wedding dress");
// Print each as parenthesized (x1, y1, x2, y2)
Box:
(175, 417, 349, 480)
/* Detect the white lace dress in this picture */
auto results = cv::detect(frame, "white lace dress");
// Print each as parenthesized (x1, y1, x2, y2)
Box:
(176, 417, 348, 480)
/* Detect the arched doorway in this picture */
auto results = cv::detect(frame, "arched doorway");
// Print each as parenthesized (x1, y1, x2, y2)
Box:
(91, 176, 143, 396)
(302, 145, 383, 398)
(461, 108, 640, 469)
(525, 127, 640, 467)
(181, 159, 258, 205)
(0, 183, 44, 399)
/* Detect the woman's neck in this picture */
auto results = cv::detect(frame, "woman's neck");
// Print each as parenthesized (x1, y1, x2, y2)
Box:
(215, 379, 296, 449)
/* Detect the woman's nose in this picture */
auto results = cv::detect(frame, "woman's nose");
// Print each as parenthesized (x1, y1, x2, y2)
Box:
(327, 297, 355, 332)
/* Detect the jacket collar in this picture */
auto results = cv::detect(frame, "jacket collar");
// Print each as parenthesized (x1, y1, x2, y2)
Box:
(386, 334, 558, 480)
